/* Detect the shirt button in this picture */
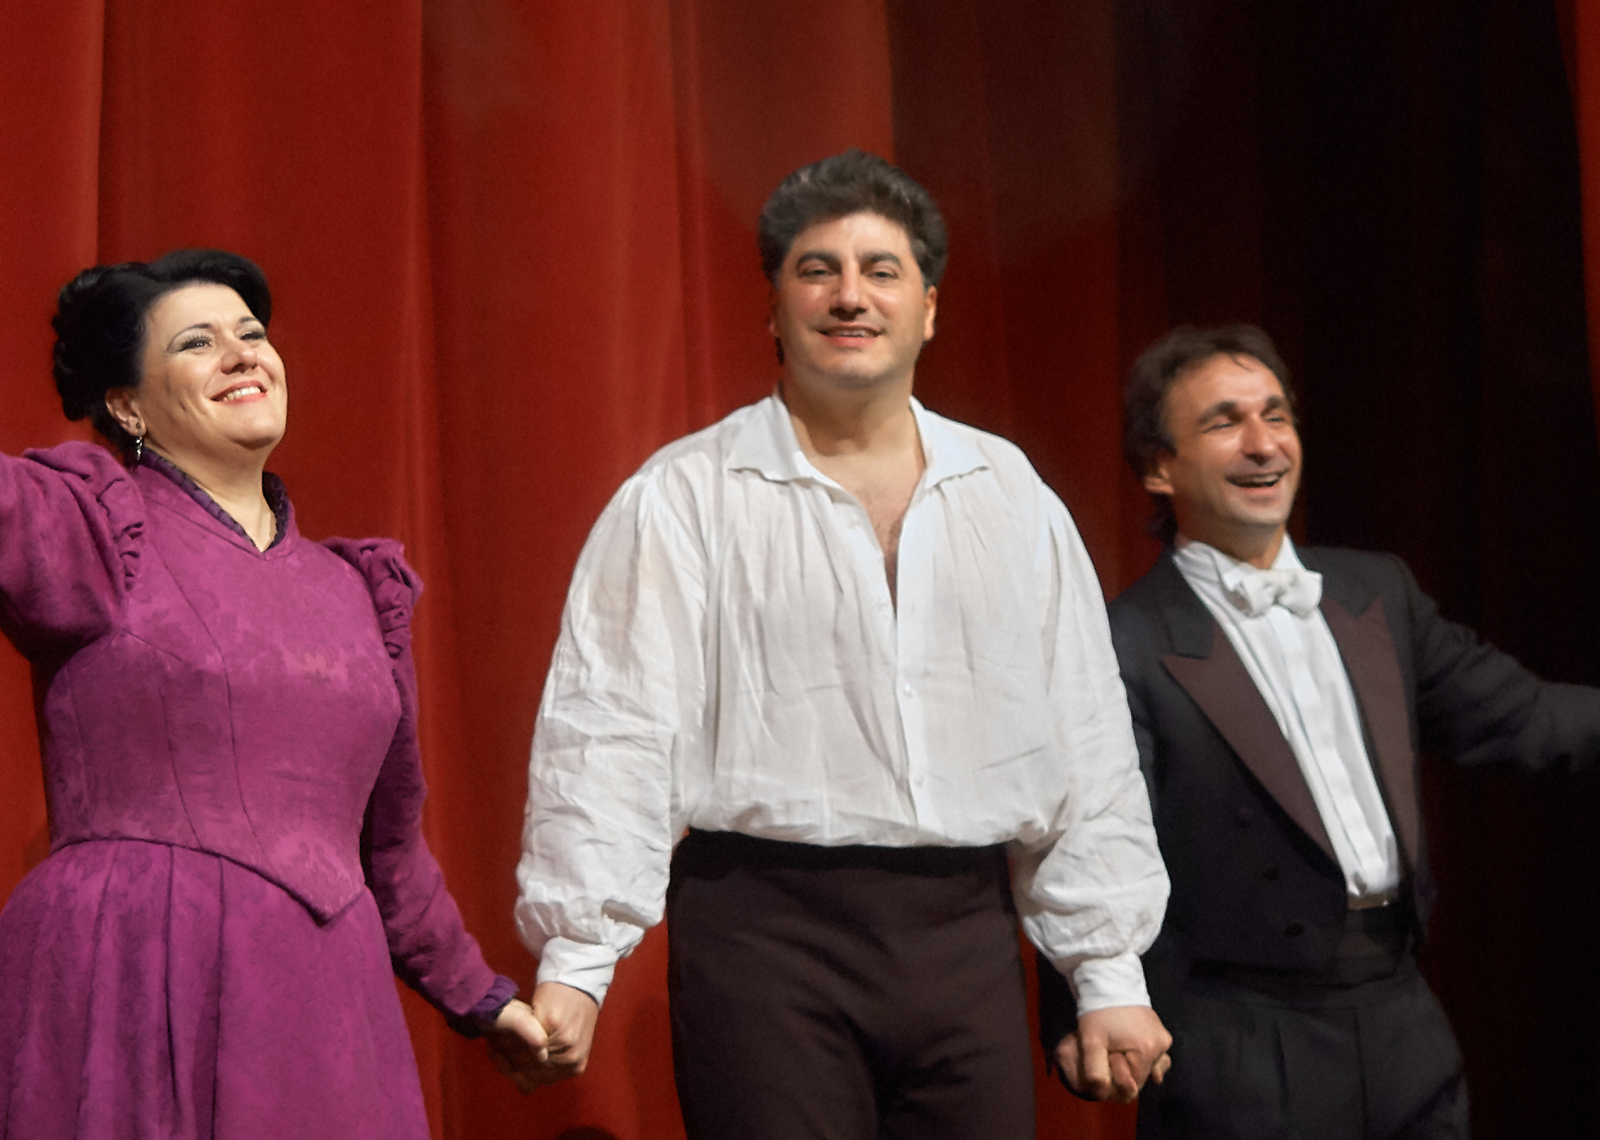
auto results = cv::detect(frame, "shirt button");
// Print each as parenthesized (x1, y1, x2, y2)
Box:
(1284, 920, 1305, 937)
(1261, 865, 1279, 882)
(1235, 807, 1253, 827)
(902, 684, 914, 697)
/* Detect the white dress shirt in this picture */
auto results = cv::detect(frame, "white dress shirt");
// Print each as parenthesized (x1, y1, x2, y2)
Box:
(516, 395, 1169, 1010)
(1172, 537, 1401, 903)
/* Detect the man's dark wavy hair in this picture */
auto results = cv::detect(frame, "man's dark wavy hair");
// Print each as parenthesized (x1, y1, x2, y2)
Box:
(52, 249, 272, 457)
(757, 149, 948, 288)
(1124, 324, 1297, 544)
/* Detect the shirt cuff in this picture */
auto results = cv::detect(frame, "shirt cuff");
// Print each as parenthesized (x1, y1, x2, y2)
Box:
(1068, 951, 1152, 1014)
(534, 937, 618, 1006)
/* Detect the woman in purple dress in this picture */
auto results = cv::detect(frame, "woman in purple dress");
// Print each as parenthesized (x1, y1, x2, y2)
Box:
(0, 250, 546, 1138)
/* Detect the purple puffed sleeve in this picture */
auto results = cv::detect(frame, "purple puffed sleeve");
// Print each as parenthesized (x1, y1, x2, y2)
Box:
(0, 442, 140, 659)
(323, 537, 516, 1032)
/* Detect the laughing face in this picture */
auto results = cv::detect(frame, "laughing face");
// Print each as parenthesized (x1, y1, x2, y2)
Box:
(108, 282, 287, 469)
(1143, 352, 1301, 567)
(767, 210, 937, 398)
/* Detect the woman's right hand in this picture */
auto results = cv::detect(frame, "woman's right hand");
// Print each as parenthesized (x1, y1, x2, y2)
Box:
(484, 998, 551, 1094)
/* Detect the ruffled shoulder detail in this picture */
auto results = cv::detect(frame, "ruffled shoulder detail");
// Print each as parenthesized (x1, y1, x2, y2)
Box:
(22, 441, 145, 591)
(322, 537, 424, 659)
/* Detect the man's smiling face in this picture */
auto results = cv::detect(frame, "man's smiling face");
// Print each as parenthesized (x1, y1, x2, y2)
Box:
(1142, 352, 1301, 565)
(767, 210, 936, 398)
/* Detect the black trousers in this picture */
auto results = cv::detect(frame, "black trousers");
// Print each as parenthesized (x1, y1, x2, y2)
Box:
(666, 830, 1036, 1140)
(1138, 909, 1468, 1140)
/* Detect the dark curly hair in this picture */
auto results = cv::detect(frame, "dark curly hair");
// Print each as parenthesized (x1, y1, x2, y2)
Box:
(1124, 324, 1297, 543)
(757, 150, 948, 289)
(52, 249, 272, 456)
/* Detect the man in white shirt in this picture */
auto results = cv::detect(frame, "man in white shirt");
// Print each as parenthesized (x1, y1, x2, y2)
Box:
(512, 150, 1172, 1137)
(1038, 324, 1600, 1138)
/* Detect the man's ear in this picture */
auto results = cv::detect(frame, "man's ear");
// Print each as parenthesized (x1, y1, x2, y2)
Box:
(767, 286, 788, 363)
(1141, 454, 1175, 498)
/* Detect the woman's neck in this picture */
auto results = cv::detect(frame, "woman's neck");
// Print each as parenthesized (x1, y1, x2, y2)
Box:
(147, 444, 276, 551)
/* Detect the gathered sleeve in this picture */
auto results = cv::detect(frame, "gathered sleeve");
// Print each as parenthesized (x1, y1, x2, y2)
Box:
(325, 537, 511, 1031)
(0, 442, 141, 659)
(515, 461, 711, 1005)
(1009, 490, 1169, 1015)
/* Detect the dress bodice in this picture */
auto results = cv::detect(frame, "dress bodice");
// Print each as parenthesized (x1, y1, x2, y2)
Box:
(6, 443, 412, 920)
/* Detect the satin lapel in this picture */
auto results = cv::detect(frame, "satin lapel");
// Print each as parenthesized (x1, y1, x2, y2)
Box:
(1161, 626, 1337, 862)
(1320, 596, 1421, 872)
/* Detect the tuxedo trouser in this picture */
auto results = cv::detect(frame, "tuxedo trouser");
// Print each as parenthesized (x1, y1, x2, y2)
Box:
(1138, 909, 1468, 1140)
(665, 829, 1035, 1140)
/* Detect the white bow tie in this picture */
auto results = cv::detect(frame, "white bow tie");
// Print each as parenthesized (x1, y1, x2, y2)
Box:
(1226, 566, 1323, 618)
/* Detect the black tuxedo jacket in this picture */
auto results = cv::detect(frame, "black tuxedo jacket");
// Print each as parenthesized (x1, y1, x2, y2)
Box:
(1040, 545, 1599, 1046)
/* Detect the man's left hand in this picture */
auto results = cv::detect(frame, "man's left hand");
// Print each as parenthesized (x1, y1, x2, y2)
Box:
(1054, 1005, 1173, 1104)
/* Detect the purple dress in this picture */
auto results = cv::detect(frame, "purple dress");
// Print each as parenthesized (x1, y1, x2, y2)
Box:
(0, 442, 510, 1139)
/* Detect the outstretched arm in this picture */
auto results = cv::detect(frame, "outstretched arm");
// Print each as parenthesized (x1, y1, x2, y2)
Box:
(0, 444, 130, 657)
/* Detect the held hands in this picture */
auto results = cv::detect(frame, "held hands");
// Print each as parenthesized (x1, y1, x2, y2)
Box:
(492, 987, 1171, 1101)
(1054, 1005, 1173, 1104)
(485, 982, 600, 1094)
(484, 999, 548, 1094)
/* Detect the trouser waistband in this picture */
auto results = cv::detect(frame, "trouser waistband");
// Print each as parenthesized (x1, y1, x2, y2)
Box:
(675, 828, 1008, 878)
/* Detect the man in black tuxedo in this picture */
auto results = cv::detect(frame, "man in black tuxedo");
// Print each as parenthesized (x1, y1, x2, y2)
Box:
(1040, 324, 1600, 1139)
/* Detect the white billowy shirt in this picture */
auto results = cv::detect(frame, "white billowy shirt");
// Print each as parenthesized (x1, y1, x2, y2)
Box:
(516, 395, 1168, 1010)
(1172, 536, 1402, 904)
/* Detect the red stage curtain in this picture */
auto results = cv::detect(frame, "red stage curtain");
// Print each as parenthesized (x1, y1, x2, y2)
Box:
(1572, 0, 1600, 422)
(0, 1, 1142, 1137)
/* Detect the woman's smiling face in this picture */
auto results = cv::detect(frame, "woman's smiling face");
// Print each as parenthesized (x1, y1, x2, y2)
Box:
(110, 282, 287, 467)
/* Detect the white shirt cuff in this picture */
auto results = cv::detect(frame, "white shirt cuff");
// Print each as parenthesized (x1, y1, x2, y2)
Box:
(533, 937, 619, 1006)
(1068, 951, 1152, 1014)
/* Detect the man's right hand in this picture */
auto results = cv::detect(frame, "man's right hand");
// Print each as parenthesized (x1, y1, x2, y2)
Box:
(489, 981, 600, 1090)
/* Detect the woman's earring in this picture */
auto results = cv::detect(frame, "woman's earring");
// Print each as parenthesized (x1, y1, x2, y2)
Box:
(134, 435, 144, 463)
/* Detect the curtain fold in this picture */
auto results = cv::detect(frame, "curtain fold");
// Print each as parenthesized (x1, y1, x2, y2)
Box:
(1572, 0, 1600, 423)
(0, 0, 104, 958)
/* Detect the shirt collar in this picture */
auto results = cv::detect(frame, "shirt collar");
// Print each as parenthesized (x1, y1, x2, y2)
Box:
(1173, 533, 1304, 596)
(726, 392, 989, 489)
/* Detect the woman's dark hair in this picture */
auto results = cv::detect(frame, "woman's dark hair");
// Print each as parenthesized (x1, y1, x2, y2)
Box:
(757, 149, 949, 288)
(52, 249, 272, 455)
(1124, 324, 1297, 543)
